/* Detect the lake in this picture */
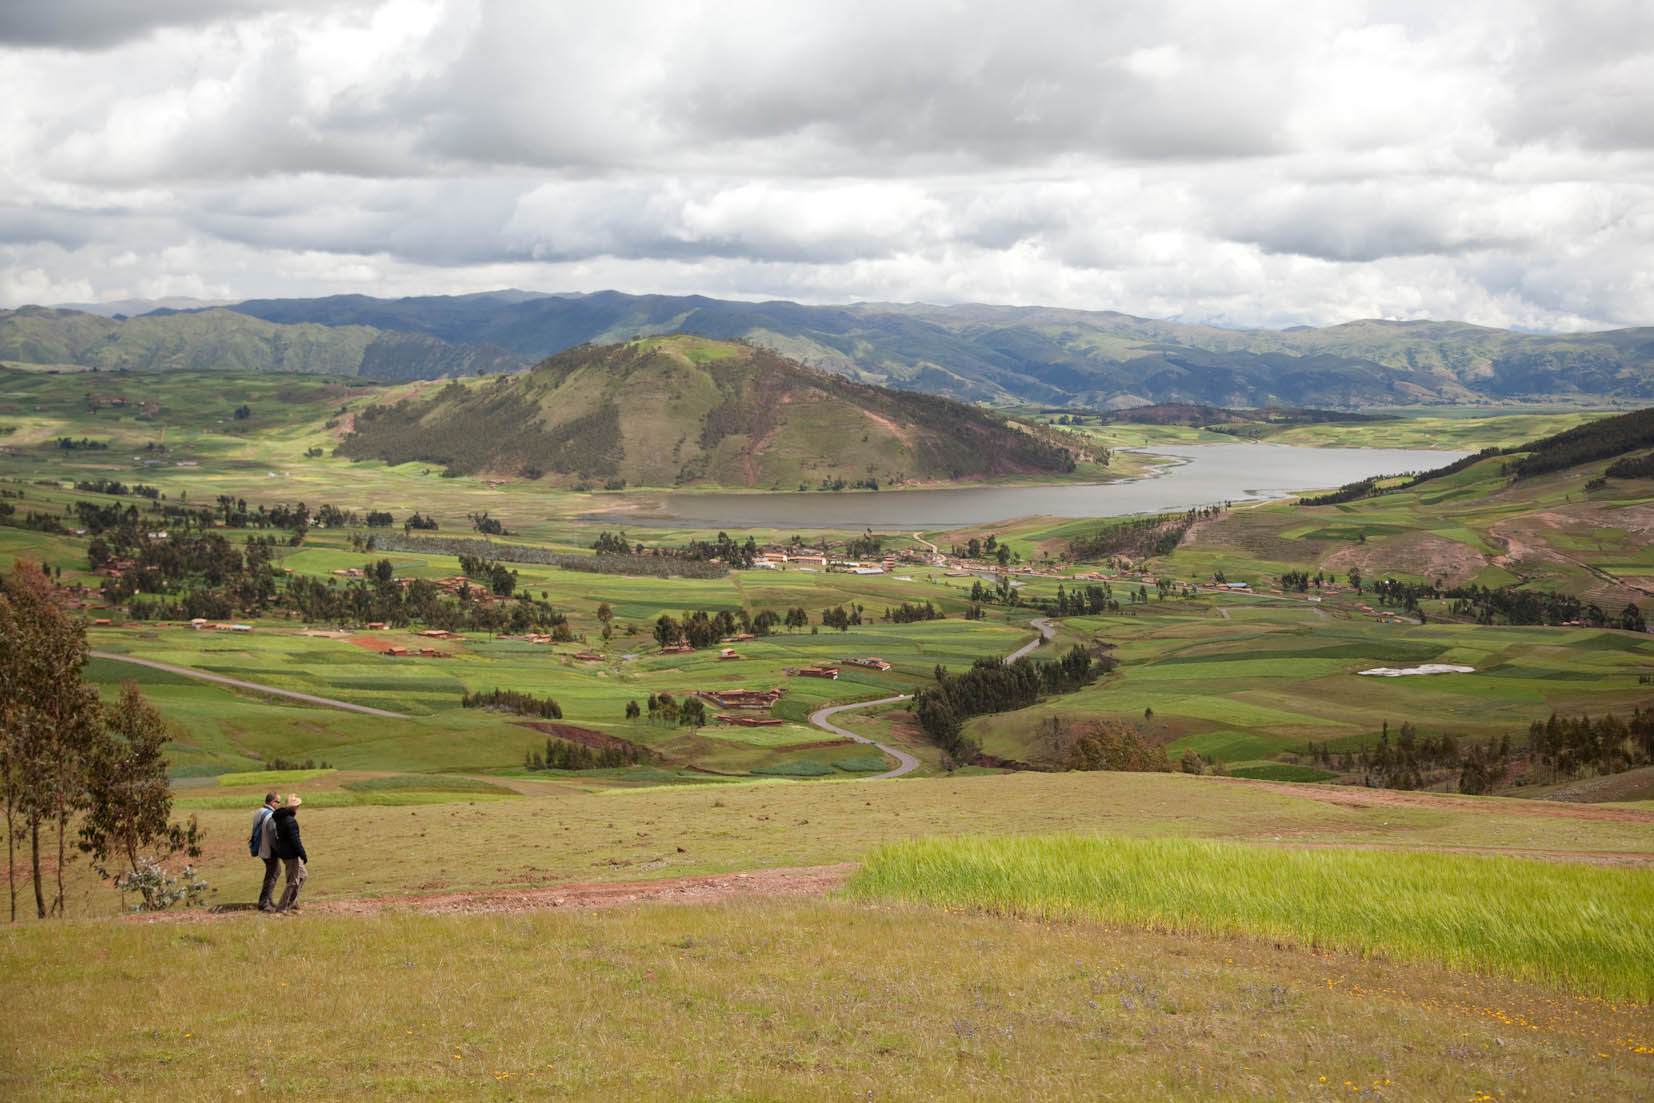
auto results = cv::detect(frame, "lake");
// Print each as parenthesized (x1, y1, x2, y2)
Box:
(583, 443, 1469, 530)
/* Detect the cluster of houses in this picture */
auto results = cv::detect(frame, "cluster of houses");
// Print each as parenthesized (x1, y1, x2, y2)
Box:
(380, 645, 451, 659)
(748, 546, 936, 573)
(189, 618, 252, 632)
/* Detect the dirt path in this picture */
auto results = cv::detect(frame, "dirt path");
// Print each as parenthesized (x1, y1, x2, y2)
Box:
(142, 864, 854, 923)
(809, 696, 918, 778)
(144, 821, 1651, 925)
(1207, 775, 1654, 824)
(91, 652, 411, 718)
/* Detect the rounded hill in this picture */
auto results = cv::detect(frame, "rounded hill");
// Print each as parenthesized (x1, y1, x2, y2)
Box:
(337, 335, 1099, 488)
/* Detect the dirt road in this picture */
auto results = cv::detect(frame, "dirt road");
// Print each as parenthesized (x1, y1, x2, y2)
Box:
(90, 651, 411, 719)
(139, 865, 855, 924)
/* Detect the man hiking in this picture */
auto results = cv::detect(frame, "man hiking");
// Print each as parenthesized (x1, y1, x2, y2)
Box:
(251, 792, 282, 912)
(271, 794, 309, 912)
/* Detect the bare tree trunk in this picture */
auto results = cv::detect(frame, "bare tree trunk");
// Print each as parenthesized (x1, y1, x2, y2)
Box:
(30, 818, 44, 920)
(4, 792, 14, 923)
(53, 806, 68, 917)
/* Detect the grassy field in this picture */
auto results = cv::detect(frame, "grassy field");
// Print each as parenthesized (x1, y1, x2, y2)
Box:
(80, 610, 1030, 778)
(15, 770, 1653, 922)
(4, 772, 1652, 1097)
(848, 834, 1654, 1000)
(966, 601, 1654, 768)
(3, 896, 1650, 1100)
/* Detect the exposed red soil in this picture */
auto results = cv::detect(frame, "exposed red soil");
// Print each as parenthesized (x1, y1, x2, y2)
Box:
(133, 864, 854, 923)
(517, 721, 647, 752)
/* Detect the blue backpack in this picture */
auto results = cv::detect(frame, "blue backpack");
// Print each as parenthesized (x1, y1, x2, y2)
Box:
(249, 808, 273, 857)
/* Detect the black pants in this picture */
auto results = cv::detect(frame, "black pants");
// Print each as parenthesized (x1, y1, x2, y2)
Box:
(258, 857, 282, 909)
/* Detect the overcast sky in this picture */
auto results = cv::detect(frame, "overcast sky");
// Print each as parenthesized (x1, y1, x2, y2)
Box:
(3, 0, 1651, 330)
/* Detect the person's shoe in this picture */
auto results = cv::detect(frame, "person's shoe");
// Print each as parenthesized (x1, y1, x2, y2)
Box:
(259, 903, 278, 913)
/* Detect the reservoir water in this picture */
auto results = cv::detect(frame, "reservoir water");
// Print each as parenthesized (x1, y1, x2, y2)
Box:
(584, 443, 1470, 530)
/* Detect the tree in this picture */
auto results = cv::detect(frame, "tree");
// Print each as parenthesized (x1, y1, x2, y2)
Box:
(625, 699, 640, 720)
(679, 697, 707, 729)
(653, 614, 683, 648)
(79, 684, 203, 910)
(0, 563, 103, 919)
(233, 404, 251, 420)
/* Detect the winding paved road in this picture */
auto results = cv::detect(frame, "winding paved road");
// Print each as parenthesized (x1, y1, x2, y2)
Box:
(90, 651, 411, 718)
(807, 617, 1059, 779)
(808, 695, 917, 778)
(1006, 616, 1057, 661)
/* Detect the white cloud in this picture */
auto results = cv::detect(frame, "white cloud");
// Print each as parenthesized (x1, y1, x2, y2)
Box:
(0, 0, 1650, 331)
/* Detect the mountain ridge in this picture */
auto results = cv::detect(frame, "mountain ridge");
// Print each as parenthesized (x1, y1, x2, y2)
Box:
(14, 291, 1654, 407)
(0, 305, 523, 381)
(157, 290, 1654, 408)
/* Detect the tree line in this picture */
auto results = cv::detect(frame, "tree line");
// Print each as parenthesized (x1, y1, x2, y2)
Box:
(524, 734, 652, 771)
(641, 693, 708, 729)
(912, 645, 1112, 765)
(376, 533, 730, 580)
(1529, 709, 1654, 781)
(652, 607, 806, 649)
(1064, 507, 1222, 562)
(113, 544, 571, 636)
(461, 688, 563, 719)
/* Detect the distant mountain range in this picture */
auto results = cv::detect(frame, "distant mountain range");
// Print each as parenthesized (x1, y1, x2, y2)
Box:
(16, 290, 1654, 407)
(0, 305, 521, 381)
(338, 335, 1098, 487)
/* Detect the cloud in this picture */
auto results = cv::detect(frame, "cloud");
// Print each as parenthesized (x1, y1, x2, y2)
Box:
(0, 0, 1650, 332)
(0, 0, 339, 50)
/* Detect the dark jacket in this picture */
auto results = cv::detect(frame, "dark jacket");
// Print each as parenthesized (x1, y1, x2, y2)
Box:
(272, 807, 308, 863)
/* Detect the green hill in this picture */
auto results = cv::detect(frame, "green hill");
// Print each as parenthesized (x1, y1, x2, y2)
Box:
(0, 305, 522, 380)
(337, 335, 1099, 487)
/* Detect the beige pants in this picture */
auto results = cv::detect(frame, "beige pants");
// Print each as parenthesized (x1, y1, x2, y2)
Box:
(278, 858, 307, 909)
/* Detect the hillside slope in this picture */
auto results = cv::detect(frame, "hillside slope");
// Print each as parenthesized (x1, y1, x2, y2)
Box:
(337, 335, 1099, 487)
(1170, 406, 1654, 610)
(205, 290, 1654, 408)
(0, 305, 523, 380)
